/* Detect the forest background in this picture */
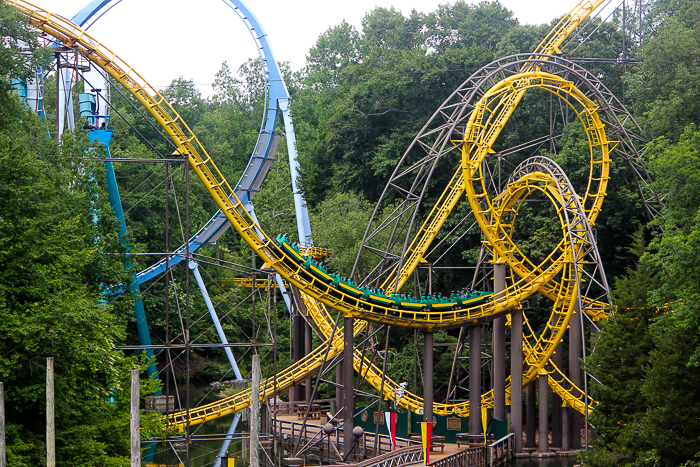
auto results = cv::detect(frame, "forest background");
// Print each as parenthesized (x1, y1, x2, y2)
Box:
(1, 0, 700, 465)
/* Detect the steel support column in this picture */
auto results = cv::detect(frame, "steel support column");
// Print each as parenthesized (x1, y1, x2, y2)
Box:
(538, 370, 549, 452)
(469, 326, 482, 434)
(292, 313, 304, 403)
(551, 338, 563, 448)
(493, 263, 506, 421)
(424, 332, 434, 424)
(569, 304, 582, 449)
(526, 382, 536, 448)
(305, 321, 313, 404)
(511, 309, 523, 451)
(562, 403, 570, 451)
(343, 317, 355, 459)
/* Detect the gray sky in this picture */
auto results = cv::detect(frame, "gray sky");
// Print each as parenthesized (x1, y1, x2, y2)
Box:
(36, 0, 616, 94)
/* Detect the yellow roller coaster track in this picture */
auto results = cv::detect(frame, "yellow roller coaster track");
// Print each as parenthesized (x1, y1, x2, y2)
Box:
(7, 0, 609, 429)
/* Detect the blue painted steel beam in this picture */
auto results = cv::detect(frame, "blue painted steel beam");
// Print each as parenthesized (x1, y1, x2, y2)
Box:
(73, 0, 313, 398)
(189, 259, 243, 380)
(88, 130, 162, 395)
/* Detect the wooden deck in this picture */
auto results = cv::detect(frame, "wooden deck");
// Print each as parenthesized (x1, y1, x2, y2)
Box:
(270, 412, 485, 463)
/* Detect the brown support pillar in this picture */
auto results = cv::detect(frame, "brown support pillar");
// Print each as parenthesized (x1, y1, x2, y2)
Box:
(526, 382, 536, 448)
(569, 304, 582, 449)
(469, 326, 482, 435)
(292, 313, 304, 403)
(305, 321, 313, 404)
(343, 317, 355, 459)
(562, 402, 570, 451)
(424, 331, 434, 424)
(551, 339, 563, 448)
(511, 309, 523, 451)
(538, 370, 549, 452)
(336, 360, 343, 414)
(493, 263, 506, 422)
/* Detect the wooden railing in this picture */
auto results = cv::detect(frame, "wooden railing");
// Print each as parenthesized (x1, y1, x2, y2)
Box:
(429, 446, 486, 467)
(487, 434, 514, 467)
(273, 417, 418, 457)
(325, 445, 423, 467)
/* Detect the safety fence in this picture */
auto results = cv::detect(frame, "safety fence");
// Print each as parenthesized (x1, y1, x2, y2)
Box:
(325, 445, 423, 467)
(487, 434, 514, 467)
(274, 417, 418, 457)
(429, 446, 486, 467)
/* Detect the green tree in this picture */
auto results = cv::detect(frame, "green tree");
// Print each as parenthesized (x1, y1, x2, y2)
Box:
(0, 1, 51, 92)
(581, 231, 659, 467)
(627, 0, 700, 140)
(0, 97, 164, 465)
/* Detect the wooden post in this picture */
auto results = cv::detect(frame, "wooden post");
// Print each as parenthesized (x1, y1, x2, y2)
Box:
(47, 358, 55, 467)
(1, 382, 5, 467)
(131, 369, 140, 467)
(251, 355, 260, 467)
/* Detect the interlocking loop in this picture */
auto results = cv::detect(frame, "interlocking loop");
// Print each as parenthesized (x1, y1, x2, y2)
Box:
(10, 0, 624, 427)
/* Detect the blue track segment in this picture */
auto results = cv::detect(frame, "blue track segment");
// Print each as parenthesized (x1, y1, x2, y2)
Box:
(73, 0, 313, 395)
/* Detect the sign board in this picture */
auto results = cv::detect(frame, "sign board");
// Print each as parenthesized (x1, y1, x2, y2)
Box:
(373, 411, 385, 425)
(446, 416, 462, 431)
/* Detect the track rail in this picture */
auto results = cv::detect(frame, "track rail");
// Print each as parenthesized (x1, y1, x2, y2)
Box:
(7, 0, 614, 430)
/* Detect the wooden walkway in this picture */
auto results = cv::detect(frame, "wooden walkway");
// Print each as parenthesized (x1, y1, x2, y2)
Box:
(270, 412, 487, 464)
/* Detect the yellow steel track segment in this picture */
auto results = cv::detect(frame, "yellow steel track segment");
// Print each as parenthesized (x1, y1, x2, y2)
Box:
(304, 0, 610, 419)
(302, 176, 598, 417)
(381, 0, 609, 300)
(376, 74, 609, 417)
(233, 278, 286, 289)
(532, 0, 607, 55)
(8, 0, 534, 331)
(464, 83, 609, 379)
(8, 0, 604, 425)
(463, 74, 609, 302)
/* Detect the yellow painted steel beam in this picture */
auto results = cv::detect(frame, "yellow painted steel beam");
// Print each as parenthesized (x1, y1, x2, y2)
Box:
(233, 277, 285, 289)
(5, 0, 605, 429)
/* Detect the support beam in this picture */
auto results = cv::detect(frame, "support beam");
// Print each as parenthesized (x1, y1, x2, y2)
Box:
(47, 358, 55, 467)
(538, 370, 549, 452)
(562, 404, 570, 451)
(343, 317, 355, 459)
(569, 304, 582, 449)
(336, 360, 343, 414)
(130, 369, 139, 467)
(251, 355, 260, 467)
(469, 326, 482, 435)
(551, 339, 563, 448)
(511, 309, 523, 451)
(493, 263, 506, 422)
(292, 313, 304, 403)
(424, 332, 434, 424)
(305, 321, 313, 404)
(526, 382, 536, 448)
